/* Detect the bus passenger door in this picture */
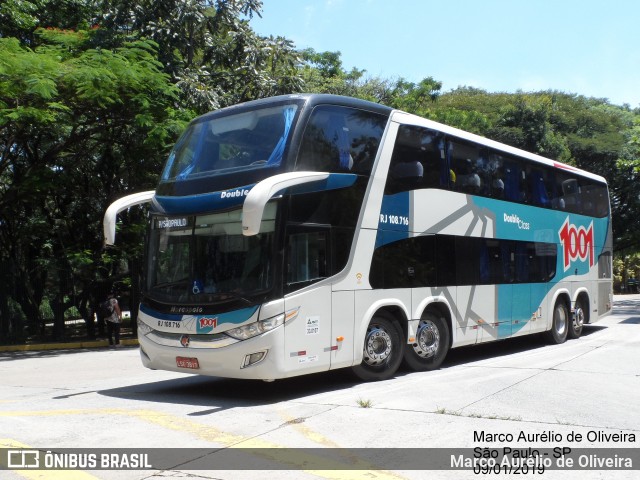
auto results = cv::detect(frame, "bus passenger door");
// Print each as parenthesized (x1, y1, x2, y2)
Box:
(283, 226, 333, 374)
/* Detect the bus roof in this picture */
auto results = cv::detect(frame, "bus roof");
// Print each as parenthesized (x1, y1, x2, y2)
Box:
(195, 93, 394, 123)
(193, 94, 606, 185)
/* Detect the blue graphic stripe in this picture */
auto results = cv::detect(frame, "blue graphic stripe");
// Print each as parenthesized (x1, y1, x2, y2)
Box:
(153, 174, 358, 215)
(286, 173, 357, 195)
(154, 186, 255, 215)
(140, 303, 259, 325)
(471, 195, 609, 339)
(140, 304, 182, 321)
(376, 191, 410, 248)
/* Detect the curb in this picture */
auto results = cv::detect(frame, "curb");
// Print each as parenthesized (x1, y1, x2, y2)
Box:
(0, 338, 139, 353)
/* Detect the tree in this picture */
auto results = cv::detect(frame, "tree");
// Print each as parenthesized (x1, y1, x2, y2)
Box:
(0, 0, 308, 343)
(96, 0, 303, 113)
(0, 29, 184, 340)
(613, 117, 640, 251)
(489, 94, 571, 162)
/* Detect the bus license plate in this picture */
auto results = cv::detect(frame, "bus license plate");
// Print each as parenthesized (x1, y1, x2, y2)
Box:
(176, 356, 200, 369)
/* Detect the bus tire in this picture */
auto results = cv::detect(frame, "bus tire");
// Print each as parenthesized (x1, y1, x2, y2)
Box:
(546, 299, 569, 344)
(402, 313, 450, 371)
(352, 312, 403, 381)
(568, 297, 586, 339)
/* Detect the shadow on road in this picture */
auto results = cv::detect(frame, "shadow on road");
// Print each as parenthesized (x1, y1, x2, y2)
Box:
(442, 325, 603, 368)
(97, 327, 607, 411)
(621, 317, 640, 324)
(98, 368, 360, 412)
(0, 346, 123, 362)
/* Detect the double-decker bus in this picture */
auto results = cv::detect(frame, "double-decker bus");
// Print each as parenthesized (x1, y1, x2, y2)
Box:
(104, 94, 613, 381)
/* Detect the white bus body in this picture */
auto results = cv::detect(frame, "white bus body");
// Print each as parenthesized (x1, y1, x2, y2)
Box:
(105, 94, 613, 381)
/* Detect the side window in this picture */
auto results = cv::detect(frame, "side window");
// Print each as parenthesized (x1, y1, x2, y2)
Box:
(554, 171, 581, 213)
(285, 224, 362, 293)
(435, 235, 457, 286)
(485, 152, 507, 199)
(286, 228, 329, 292)
(526, 166, 553, 208)
(483, 239, 508, 284)
(386, 125, 446, 194)
(598, 249, 612, 279)
(448, 139, 485, 195)
(456, 236, 558, 286)
(369, 235, 436, 289)
(369, 234, 556, 288)
(296, 106, 387, 175)
(550, 172, 609, 217)
(455, 236, 481, 285)
(502, 155, 526, 202)
(580, 179, 610, 217)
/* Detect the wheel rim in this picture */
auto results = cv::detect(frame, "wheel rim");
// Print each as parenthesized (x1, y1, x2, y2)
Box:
(363, 325, 393, 367)
(573, 307, 584, 330)
(412, 319, 440, 359)
(555, 305, 567, 335)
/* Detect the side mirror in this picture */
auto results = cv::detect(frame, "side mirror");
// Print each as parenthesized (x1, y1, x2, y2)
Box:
(242, 172, 330, 236)
(103, 191, 155, 245)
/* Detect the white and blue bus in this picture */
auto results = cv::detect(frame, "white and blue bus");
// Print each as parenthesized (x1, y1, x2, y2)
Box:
(104, 94, 613, 381)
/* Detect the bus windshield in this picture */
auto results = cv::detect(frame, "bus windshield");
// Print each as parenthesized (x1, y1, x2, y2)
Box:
(146, 203, 277, 305)
(160, 103, 299, 183)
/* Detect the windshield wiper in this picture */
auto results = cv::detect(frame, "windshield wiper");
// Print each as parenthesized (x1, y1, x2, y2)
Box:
(153, 279, 190, 290)
(208, 291, 253, 305)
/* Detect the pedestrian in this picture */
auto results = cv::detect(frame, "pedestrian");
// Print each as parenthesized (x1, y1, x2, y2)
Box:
(102, 291, 123, 347)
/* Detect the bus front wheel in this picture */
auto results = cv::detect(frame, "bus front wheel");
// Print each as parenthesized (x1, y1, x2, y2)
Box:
(547, 299, 569, 344)
(403, 313, 450, 371)
(352, 313, 403, 381)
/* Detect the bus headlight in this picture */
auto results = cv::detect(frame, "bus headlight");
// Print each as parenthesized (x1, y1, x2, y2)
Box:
(226, 314, 285, 340)
(137, 318, 153, 336)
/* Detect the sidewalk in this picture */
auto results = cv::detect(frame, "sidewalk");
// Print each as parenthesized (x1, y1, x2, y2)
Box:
(0, 337, 139, 353)
(0, 311, 139, 353)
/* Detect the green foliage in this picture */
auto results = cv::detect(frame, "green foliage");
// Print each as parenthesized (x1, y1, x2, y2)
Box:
(427, 108, 492, 135)
(613, 253, 640, 293)
(0, 0, 42, 37)
(95, 0, 301, 112)
(301, 48, 343, 78)
(0, 25, 183, 341)
(39, 299, 54, 321)
(389, 77, 443, 112)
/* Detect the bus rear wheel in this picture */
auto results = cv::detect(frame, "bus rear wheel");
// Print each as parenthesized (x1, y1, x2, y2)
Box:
(546, 299, 569, 344)
(403, 313, 450, 371)
(352, 313, 403, 381)
(568, 297, 586, 339)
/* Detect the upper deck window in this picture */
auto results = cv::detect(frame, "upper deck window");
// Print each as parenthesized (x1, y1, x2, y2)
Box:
(295, 105, 387, 176)
(160, 103, 299, 183)
(384, 124, 609, 218)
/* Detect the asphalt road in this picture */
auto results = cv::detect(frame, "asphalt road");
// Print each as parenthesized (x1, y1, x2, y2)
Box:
(1, 295, 639, 480)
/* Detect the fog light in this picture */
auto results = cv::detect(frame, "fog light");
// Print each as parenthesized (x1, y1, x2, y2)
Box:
(242, 350, 267, 368)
